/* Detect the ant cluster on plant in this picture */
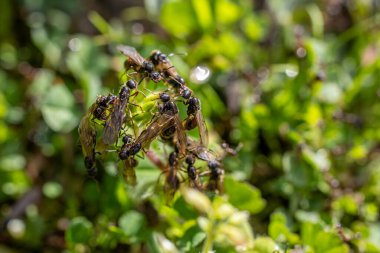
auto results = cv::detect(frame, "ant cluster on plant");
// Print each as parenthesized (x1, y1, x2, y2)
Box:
(78, 45, 236, 198)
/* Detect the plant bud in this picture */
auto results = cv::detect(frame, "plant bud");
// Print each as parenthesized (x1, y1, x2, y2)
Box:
(155, 233, 179, 253)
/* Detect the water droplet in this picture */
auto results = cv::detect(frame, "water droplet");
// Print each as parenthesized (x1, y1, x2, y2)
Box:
(190, 66, 211, 84)
(68, 37, 81, 52)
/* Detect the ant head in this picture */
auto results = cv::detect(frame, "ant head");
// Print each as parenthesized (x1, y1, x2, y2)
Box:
(93, 107, 106, 120)
(122, 134, 133, 144)
(187, 165, 197, 180)
(94, 107, 103, 114)
(107, 94, 117, 104)
(126, 80, 137, 89)
(159, 92, 171, 103)
(185, 155, 195, 165)
(150, 72, 162, 83)
(189, 97, 200, 106)
(207, 161, 219, 170)
(164, 101, 178, 114)
(180, 87, 192, 99)
(158, 53, 168, 62)
(119, 150, 130, 160)
(150, 50, 161, 65)
(144, 62, 154, 72)
(96, 96, 108, 106)
(176, 75, 185, 86)
(119, 86, 130, 100)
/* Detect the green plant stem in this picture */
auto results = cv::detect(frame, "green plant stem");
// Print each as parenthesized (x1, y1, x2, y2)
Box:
(202, 213, 215, 253)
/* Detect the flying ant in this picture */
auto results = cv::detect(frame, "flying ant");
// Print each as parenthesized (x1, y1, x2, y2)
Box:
(117, 45, 162, 83)
(78, 108, 97, 177)
(103, 80, 137, 145)
(157, 93, 187, 156)
(78, 95, 118, 177)
(149, 50, 195, 101)
(149, 50, 186, 88)
(184, 96, 209, 148)
(186, 138, 225, 192)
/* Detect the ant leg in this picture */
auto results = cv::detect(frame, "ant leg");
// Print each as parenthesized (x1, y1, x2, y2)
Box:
(119, 70, 129, 83)
(137, 76, 146, 86)
(154, 171, 167, 193)
(136, 152, 144, 159)
(130, 102, 144, 113)
(127, 71, 139, 80)
(118, 125, 131, 145)
(127, 111, 139, 137)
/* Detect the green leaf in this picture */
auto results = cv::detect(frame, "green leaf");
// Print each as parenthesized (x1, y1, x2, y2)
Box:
(268, 212, 300, 244)
(224, 176, 266, 214)
(88, 11, 110, 34)
(191, 0, 213, 31)
(252, 236, 277, 253)
(177, 225, 205, 252)
(314, 231, 346, 253)
(160, 0, 198, 38)
(301, 221, 323, 247)
(242, 15, 264, 41)
(146, 231, 161, 253)
(118, 210, 145, 237)
(218, 32, 242, 60)
(215, 0, 242, 25)
(28, 70, 55, 107)
(306, 4, 324, 38)
(66, 217, 93, 245)
(41, 84, 79, 133)
(332, 195, 359, 215)
(325, 245, 350, 253)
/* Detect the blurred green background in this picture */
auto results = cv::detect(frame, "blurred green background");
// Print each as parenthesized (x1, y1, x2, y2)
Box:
(1, 0, 380, 252)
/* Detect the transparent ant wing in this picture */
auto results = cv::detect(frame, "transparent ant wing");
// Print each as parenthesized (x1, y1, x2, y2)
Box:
(195, 110, 209, 148)
(117, 45, 146, 66)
